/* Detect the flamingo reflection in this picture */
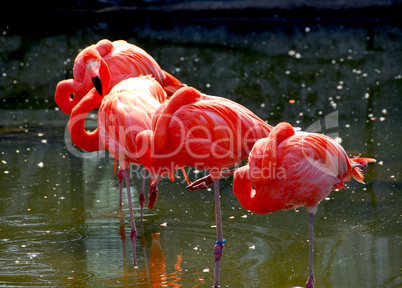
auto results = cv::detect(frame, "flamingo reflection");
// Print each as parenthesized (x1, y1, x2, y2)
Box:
(119, 216, 194, 287)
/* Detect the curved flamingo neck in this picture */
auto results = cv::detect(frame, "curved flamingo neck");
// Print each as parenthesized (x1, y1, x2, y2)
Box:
(153, 87, 201, 152)
(68, 89, 104, 152)
(54, 79, 86, 114)
(261, 122, 295, 171)
(232, 166, 255, 212)
(94, 39, 114, 57)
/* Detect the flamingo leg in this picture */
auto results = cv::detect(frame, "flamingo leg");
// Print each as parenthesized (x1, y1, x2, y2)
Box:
(186, 169, 236, 191)
(139, 168, 146, 223)
(213, 179, 224, 288)
(306, 206, 317, 288)
(118, 169, 124, 207)
(124, 168, 137, 266)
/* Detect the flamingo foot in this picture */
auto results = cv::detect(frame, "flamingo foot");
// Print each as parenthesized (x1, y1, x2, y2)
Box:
(186, 169, 236, 191)
(186, 174, 213, 191)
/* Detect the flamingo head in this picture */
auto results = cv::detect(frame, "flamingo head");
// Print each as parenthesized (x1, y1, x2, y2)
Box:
(82, 49, 104, 97)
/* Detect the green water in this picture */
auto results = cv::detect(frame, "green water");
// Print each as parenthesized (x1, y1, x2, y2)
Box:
(0, 22, 400, 287)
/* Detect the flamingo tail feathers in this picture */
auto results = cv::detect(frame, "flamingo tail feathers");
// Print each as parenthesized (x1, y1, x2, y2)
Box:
(351, 157, 376, 184)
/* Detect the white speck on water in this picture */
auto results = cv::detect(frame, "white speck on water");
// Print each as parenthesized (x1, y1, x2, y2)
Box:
(382, 109, 387, 114)
(37, 162, 44, 168)
(364, 93, 369, 99)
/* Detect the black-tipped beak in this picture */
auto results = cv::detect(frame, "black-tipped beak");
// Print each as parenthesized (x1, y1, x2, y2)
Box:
(92, 76, 103, 97)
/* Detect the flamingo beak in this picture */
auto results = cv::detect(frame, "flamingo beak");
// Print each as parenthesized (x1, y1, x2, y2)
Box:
(92, 76, 103, 97)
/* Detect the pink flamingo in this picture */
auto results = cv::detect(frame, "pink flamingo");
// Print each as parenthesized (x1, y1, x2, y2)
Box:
(68, 75, 167, 265)
(55, 39, 184, 114)
(135, 86, 272, 287)
(232, 122, 376, 288)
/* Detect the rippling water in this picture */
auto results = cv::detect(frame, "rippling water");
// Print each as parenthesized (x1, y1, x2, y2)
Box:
(0, 20, 401, 287)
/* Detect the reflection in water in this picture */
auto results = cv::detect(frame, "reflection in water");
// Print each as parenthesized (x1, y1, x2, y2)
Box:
(117, 205, 186, 288)
(146, 233, 183, 288)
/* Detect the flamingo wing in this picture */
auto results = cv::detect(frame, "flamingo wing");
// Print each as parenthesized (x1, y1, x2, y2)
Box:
(98, 79, 162, 165)
(152, 91, 271, 170)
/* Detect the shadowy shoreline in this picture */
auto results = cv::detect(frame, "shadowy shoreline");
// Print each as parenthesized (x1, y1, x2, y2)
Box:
(1, 1, 401, 37)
